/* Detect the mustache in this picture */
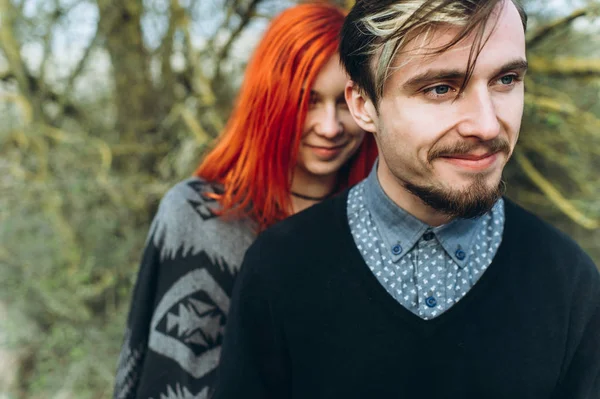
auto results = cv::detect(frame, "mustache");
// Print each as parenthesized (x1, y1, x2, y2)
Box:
(428, 138, 510, 163)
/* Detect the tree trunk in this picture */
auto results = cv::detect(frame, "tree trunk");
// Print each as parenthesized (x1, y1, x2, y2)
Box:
(97, 1, 161, 142)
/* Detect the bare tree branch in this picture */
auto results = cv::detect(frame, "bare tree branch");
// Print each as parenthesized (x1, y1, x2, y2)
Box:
(0, 69, 81, 121)
(514, 151, 599, 230)
(156, 0, 180, 105)
(0, 0, 35, 103)
(529, 56, 600, 78)
(527, 7, 596, 48)
(203, 1, 236, 58)
(0, 69, 14, 82)
(213, 0, 262, 81)
(97, 0, 161, 140)
(64, 26, 101, 97)
(16, 0, 25, 14)
(53, 5, 113, 124)
(37, 0, 64, 122)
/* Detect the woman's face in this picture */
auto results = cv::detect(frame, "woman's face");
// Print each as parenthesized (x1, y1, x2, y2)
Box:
(294, 54, 366, 185)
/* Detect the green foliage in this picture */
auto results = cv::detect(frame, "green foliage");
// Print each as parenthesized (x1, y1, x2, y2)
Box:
(0, 132, 139, 397)
(505, 2, 600, 259)
(0, 98, 212, 396)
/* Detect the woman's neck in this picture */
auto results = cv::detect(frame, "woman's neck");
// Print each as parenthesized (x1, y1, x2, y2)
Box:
(290, 171, 337, 214)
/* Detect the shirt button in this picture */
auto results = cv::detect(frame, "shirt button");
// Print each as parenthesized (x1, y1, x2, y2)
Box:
(423, 231, 435, 241)
(455, 248, 466, 260)
(392, 244, 403, 255)
(425, 296, 437, 308)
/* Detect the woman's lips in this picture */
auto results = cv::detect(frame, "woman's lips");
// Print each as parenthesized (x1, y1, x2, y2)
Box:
(306, 144, 345, 159)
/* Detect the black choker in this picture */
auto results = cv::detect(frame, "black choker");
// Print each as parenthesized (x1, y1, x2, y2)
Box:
(290, 191, 331, 201)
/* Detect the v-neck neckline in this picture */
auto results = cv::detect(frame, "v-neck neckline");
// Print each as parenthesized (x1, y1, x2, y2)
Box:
(333, 190, 513, 334)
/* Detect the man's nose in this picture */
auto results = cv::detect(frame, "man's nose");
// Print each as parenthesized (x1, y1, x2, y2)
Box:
(456, 88, 501, 141)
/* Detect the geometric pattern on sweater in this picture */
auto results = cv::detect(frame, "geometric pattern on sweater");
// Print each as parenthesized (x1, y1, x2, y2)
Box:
(348, 180, 504, 320)
(155, 384, 209, 399)
(114, 327, 144, 399)
(113, 177, 256, 399)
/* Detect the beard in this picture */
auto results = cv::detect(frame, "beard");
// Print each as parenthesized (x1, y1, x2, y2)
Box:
(399, 136, 511, 219)
(403, 174, 506, 219)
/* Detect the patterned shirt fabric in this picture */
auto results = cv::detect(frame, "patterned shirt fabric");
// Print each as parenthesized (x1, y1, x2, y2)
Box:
(347, 166, 504, 319)
(113, 178, 256, 399)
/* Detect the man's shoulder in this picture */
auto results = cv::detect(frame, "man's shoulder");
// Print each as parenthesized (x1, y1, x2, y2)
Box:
(239, 191, 352, 293)
(504, 198, 598, 276)
(262, 191, 348, 244)
(243, 191, 350, 275)
(505, 198, 581, 249)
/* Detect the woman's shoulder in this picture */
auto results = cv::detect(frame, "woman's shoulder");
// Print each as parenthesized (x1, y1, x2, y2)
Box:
(158, 176, 224, 221)
(147, 177, 256, 264)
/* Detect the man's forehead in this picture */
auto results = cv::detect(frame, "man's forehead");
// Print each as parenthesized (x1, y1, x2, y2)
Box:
(392, 1, 526, 80)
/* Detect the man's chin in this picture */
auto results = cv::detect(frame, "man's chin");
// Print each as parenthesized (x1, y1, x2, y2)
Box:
(404, 177, 505, 219)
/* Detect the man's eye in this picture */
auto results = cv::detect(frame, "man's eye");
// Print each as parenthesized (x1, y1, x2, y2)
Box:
(500, 75, 515, 85)
(433, 85, 451, 95)
(423, 84, 456, 98)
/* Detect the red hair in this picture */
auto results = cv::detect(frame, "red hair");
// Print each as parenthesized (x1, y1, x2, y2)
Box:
(196, 3, 377, 231)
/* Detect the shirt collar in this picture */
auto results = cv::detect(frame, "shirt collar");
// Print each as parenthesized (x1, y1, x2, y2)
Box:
(363, 160, 501, 267)
(364, 162, 428, 262)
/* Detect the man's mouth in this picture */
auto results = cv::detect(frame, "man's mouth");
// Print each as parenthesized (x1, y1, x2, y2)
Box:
(438, 151, 501, 171)
(442, 152, 497, 161)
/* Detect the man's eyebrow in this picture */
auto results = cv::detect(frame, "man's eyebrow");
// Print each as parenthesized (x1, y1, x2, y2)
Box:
(401, 58, 529, 91)
(401, 69, 465, 91)
(494, 59, 529, 77)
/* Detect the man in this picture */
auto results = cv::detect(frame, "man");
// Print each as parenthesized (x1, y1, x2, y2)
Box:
(213, 0, 600, 397)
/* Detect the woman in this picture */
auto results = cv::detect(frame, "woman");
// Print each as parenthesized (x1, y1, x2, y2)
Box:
(113, 3, 377, 399)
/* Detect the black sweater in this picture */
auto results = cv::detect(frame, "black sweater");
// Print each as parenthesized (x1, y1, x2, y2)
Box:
(213, 193, 600, 399)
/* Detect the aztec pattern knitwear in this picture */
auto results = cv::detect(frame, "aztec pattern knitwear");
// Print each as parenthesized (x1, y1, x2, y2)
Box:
(113, 178, 256, 399)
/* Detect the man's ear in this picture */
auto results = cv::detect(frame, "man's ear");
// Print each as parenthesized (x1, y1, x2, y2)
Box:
(345, 80, 378, 134)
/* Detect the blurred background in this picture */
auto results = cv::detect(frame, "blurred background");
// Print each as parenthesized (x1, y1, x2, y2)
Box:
(0, 0, 598, 397)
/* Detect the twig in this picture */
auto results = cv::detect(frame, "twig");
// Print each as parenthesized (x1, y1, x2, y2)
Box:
(0, 69, 14, 82)
(38, 0, 62, 101)
(525, 93, 600, 131)
(55, 4, 121, 124)
(0, 0, 35, 102)
(62, 26, 100, 102)
(213, 0, 262, 81)
(529, 56, 600, 78)
(514, 151, 599, 230)
(527, 7, 594, 48)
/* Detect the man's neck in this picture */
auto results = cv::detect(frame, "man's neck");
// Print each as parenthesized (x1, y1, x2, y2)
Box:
(376, 163, 452, 227)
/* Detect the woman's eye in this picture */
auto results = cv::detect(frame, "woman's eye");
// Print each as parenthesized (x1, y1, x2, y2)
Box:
(337, 99, 349, 109)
